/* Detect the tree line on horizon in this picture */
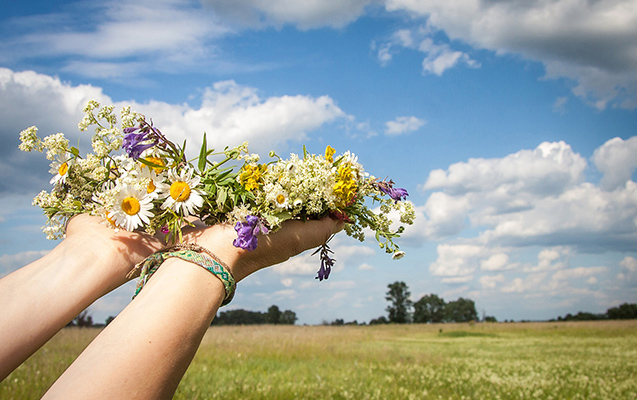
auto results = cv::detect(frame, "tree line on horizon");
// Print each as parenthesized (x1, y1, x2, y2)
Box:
(69, 284, 636, 326)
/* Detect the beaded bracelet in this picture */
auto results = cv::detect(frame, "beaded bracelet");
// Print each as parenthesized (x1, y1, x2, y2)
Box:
(128, 243, 236, 306)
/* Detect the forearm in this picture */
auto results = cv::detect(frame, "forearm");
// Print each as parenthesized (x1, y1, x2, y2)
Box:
(43, 258, 224, 399)
(0, 240, 131, 380)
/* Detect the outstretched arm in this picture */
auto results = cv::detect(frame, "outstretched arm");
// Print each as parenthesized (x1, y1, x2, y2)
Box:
(43, 217, 342, 399)
(0, 215, 163, 380)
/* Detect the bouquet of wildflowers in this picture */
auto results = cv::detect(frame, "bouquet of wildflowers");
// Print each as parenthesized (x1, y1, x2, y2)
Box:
(19, 101, 415, 280)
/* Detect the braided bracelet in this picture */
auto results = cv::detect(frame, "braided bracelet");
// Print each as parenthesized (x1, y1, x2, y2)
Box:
(128, 243, 236, 306)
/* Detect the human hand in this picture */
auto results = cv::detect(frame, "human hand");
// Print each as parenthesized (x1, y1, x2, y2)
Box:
(63, 214, 164, 285)
(181, 217, 344, 282)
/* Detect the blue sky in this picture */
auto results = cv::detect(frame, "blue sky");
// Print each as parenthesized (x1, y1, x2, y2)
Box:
(1, 0, 636, 324)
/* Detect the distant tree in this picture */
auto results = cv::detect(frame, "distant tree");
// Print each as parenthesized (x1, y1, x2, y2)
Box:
(213, 309, 267, 325)
(105, 316, 116, 326)
(267, 305, 282, 324)
(445, 298, 478, 323)
(606, 303, 637, 320)
(413, 294, 446, 323)
(72, 310, 93, 327)
(369, 316, 388, 325)
(280, 310, 297, 325)
(483, 316, 497, 323)
(385, 281, 412, 323)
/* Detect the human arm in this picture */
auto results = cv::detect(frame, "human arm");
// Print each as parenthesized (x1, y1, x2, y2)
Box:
(0, 215, 163, 380)
(42, 217, 343, 399)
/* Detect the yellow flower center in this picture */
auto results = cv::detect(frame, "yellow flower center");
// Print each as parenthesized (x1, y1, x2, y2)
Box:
(58, 162, 69, 176)
(147, 180, 156, 194)
(276, 194, 286, 204)
(170, 181, 191, 202)
(121, 197, 141, 216)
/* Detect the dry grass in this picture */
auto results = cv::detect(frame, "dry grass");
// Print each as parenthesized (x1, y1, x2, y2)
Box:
(1, 321, 635, 399)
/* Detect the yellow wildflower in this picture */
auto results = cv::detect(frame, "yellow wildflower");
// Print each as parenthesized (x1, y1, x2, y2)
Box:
(333, 163, 357, 207)
(239, 164, 266, 191)
(325, 145, 336, 163)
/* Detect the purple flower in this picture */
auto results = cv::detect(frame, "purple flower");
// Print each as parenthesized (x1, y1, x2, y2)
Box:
(233, 215, 269, 251)
(123, 127, 156, 160)
(376, 179, 409, 202)
(313, 243, 335, 281)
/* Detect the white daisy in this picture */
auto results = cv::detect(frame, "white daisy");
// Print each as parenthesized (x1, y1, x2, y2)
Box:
(108, 186, 154, 231)
(137, 165, 168, 199)
(49, 153, 73, 185)
(272, 190, 289, 209)
(161, 167, 204, 216)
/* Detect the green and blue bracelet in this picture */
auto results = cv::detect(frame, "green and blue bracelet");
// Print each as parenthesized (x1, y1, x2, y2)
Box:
(128, 243, 236, 306)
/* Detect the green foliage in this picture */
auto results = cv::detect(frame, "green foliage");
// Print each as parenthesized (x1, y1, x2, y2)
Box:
(385, 281, 412, 323)
(212, 305, 296, 326)
(445, 297, 478, 323)
(413, 293, 446, 323)
(607, 302, 637, 320)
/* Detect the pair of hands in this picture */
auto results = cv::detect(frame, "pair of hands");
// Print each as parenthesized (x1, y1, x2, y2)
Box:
(64, 214, 344, 285)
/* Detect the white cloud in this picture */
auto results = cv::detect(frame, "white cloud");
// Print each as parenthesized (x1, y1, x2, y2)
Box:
(384, 116, 426, 135)
(384, 0, 637, 108)
(358, 263, 375, 271)
(202, 0, 372, 29)
(418, 139, 637, 253)
(441, 275, 473, 284)
(593, 136, 637, 191)
(0, 69, 347, 195)
(551, 266, 608, 281)
(479, 274, 506, 289)
(418, 37, 479, 76)
(620, 256, 637, 273)
(424, 141, 587, 195)
(429, 244, 487, 276)
(501, 273, 547, 294)
(375, 25, 479, 75)
(524, 247, 570, 273)
(1, 0, 229, 78)
(480, 253, 512, 271)
(132, 80, 346, 155)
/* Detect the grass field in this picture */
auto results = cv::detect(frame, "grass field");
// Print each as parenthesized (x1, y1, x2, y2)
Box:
(1, 320, 635, 399)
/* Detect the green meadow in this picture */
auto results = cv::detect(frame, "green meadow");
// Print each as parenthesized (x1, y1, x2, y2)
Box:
(2, 320, 635, 399)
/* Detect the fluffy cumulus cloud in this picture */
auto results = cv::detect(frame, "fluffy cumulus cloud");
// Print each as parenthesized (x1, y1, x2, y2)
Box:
(0, 68, 347, 197)
(383, 0, 637, 109)
(384, 116, 426, 135)
(412, 137, 637, 310)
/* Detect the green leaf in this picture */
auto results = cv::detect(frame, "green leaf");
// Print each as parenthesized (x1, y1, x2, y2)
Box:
(198, 132, 207, 172)
(137, 158, 165, 170)
(70, 147, 80, 157)
(217, 187, 227, 208)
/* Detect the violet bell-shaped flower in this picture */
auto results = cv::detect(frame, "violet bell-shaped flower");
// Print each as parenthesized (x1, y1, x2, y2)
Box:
(313, 243, 335, 281)
(233, 215, 269, 251)
(376, 179, 409, 202)
(122, 126, 156, 160)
